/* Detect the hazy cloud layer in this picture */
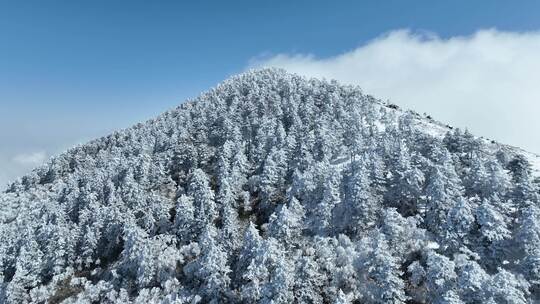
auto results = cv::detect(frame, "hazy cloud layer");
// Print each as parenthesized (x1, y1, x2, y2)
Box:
(0, 151, 47, 188)
(12, 151, 47, 166)
(251, 29, 540, 154)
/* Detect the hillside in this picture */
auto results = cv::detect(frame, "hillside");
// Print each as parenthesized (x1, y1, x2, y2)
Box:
(1, 69, 540, 303)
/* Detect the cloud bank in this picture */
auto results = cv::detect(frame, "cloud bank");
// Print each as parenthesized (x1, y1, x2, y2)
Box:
(0, 151, 48, 189)
(12, 151, 47, 166)
(251, 29, 540, 154)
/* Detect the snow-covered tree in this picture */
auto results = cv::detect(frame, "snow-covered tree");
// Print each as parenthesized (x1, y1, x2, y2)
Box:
(360, 233, 408, 304)
(425, 252, 457, 303)
(311, 164, 341, 236)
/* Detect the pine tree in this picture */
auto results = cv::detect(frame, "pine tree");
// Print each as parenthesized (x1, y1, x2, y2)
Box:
(456, 260, 490, 303)
(188, 169, 217, 231)
(311, 165, 341, 236)
(517, 205, 540, 290)
(425, 164, 464, 235)
(476, 198, 512, 268)
(487, 268, 530, 304)
(294, 254, 326, 303)
(185, 226, 231, 302)
(425, 252, 457, 303)
(386, 144, 425, 216)
(443, 198, 476, 252)
(267, 197, 305, 245)
(339, 159, 380, 233)
(6, 238, 44, 303)
(361, 233, 408, 304)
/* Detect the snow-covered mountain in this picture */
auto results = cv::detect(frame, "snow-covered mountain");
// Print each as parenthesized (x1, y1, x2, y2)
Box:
(1, 69, 540, 303)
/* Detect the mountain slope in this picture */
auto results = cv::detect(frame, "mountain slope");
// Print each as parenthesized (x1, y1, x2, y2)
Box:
(1, 69, 540, 303)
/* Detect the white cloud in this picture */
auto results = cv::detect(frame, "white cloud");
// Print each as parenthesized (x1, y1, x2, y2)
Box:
(251, 29, 540, 154)
(0, 151, 48, 189)
(12, 151, 47, 166)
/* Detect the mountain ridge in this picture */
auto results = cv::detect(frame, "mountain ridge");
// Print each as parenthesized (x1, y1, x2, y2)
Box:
(4, 68, 539, 191)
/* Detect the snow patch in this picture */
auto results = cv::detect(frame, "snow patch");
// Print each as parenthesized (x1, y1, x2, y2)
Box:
(525, 152, 540, 177)
(426, 241, 440, 250)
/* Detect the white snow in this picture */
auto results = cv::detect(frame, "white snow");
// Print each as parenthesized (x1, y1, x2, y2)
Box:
(524, 151, 540, 178)
(385, 103, 540, 178)
(426, 241, 440, 250)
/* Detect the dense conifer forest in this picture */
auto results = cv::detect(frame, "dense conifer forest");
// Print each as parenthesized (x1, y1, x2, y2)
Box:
(1, 69, 540, 303)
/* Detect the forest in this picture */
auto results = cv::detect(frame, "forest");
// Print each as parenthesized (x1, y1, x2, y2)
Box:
(1, 69, 539, 303)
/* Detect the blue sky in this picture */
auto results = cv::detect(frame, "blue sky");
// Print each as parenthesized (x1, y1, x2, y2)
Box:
(2, 1, 540, 186)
